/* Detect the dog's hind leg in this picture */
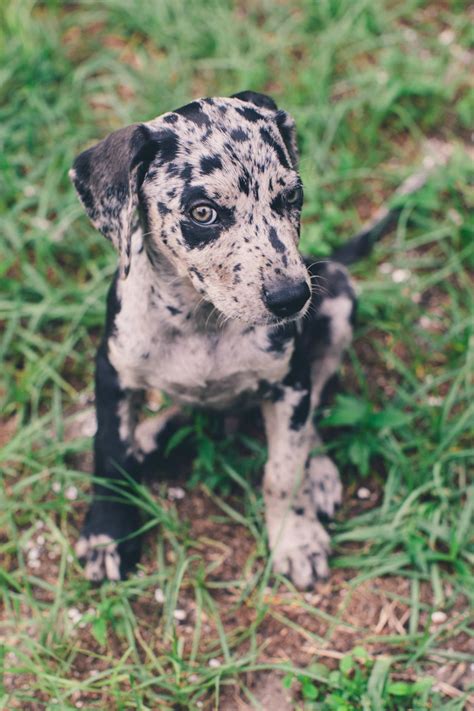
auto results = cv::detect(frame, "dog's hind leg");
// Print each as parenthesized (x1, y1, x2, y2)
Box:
(134, 405, 182, 459)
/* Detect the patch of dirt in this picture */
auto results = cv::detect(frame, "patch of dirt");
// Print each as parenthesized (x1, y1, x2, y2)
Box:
(224, 672, 294, 711)
(0, 414, 19, 448)
(3, 373, 473, 708)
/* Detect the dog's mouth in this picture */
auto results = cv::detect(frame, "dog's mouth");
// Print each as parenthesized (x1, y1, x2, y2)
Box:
(250, 301, 310, 328)
(265, 308, 308, 327)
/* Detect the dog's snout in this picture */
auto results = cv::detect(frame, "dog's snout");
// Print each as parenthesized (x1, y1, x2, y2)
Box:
(264, 280, 310, 318)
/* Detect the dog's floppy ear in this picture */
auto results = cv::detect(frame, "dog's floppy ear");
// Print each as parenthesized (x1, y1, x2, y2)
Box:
(231, 90, 299, 168)
(69, 124, 154, 279)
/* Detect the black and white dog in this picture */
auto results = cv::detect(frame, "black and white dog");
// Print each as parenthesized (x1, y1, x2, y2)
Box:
(70, 91, 419, 588)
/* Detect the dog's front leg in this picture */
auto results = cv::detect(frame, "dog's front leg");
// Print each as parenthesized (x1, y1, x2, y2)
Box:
(262, 382, 331, 589)
(76, 343, 144, 582)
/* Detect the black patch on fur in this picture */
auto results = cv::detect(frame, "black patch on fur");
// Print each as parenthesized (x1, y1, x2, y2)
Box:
(174, 101, 210, 128)
(268, 226, 286, 253)
(266, 321, 295, 354)
(270, 193, 284, 215)
(180, 185, 213, 211)
(238, 170, 250, 196)
(166, 162, 179, 177)
(275, 110, 298, 167)
(154, 129, 179, 165)
(180, 163, 193, 182)
(103, 274, 121, 340)
(157, 202, 171, 216)
(236, 105, 263, 123)
(270, 384, 284, 402)
(200, 155, 223, 174)
(270, 186, 303, 215)
(163, 113, 178, 124)
(259, 126, 290, 169)
(166, 305, 182, 316)
(281, 333, 311, 431)
(189, 267, 204, 282)
(230, 128, 249, 142)
(180, 219, 225, 249)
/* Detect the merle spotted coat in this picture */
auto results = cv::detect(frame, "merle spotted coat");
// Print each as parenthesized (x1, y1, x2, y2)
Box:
(70, 91, 399, 589)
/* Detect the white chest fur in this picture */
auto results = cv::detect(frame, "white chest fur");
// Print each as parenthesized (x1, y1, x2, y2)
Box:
(107, 251, 293, 409)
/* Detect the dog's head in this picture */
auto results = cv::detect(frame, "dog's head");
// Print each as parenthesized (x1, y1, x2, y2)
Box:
(70, 91, 311, 324)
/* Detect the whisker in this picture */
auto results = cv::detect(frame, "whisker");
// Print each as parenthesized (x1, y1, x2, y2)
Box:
(305, 259, 331, 271)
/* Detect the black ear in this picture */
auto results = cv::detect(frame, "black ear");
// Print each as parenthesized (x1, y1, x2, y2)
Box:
(231, 90, 278, 112)
(69, 124, 155, 279)
(231, 90, 299, 168)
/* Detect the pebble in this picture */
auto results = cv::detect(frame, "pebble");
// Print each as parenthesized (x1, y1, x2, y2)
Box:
(173, 609, 186, 621)
(431, 611, 447, 624)
(427, 396, 443, 407)
(419, 316, 434, 330)
(439, 29, 455, 45)
(68, 608, 82, 625)
(208, 658, 221, 668)
(392, 268, 411, 283)
(168, 486, 185, 500)
(52, 482, 62, 493)
(378, 262, 393, 275)
(357, 487, 371, 500)
(154, 588, 165, 604)
(65, 485, 78, 501)
(447, 208, 462, 226)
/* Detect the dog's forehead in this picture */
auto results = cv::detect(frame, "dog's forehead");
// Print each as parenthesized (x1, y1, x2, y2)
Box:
(145, 97, 296, 189)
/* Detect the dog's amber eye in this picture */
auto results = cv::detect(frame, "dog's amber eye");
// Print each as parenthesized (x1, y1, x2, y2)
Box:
(190, 204, 218, 225)
(286, 188, 301, 205)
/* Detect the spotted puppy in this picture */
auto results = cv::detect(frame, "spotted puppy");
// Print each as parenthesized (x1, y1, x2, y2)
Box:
(70, 91, 398, 588)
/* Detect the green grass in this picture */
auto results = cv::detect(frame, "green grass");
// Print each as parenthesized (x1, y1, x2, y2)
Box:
(1, 0, 473, 708)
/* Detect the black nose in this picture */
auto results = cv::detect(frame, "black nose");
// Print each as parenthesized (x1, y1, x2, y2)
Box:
(264, 280, 311, 318)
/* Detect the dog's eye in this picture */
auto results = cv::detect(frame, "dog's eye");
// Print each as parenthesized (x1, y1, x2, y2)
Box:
(190, 204, 218, 225)
(286, 188, 301, 205)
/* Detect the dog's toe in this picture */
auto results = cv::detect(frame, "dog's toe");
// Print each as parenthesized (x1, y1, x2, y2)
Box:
(306, 456, 342, 519)
(75, 502, 142, 583)
(76, 534, 122, 582)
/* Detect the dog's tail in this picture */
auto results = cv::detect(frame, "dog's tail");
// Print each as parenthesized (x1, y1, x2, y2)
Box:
(331, 141, 453, 265)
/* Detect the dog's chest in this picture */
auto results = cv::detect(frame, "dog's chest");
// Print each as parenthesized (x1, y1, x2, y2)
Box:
(109, 306, 293, 409)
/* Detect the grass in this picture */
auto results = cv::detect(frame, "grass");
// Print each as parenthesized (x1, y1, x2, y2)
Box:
(1, 0, 473, 708)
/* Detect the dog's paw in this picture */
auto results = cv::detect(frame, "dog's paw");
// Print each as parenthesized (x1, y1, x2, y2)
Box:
(75, 502, 141, 583)
(305, 455, 342, 520)
(76, 534, 122, 582)
(267, 510, 330, 589)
